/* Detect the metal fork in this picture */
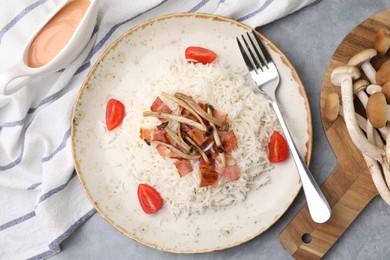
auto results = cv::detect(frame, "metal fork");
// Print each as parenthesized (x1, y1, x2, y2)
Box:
(237, 31, 331, 223)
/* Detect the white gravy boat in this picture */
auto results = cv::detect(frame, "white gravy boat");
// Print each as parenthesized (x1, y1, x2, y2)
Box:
(0, 0, 99, 95)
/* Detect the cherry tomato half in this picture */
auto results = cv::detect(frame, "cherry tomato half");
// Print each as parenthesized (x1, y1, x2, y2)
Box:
(268, 131, 289, 163)
(137, 183, 163, 214)
(105, 98, 125, 131)
(185, 46, 217, 64)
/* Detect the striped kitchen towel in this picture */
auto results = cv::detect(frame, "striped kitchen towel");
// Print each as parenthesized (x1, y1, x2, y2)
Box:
(0, 0, 318, 259)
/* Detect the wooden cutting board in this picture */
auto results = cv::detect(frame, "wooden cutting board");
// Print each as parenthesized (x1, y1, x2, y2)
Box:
(279, 9, 390, 259)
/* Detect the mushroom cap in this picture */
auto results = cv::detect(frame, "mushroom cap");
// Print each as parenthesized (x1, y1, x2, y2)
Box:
(376, 59, 390, 85)
(382, 81, 390, 103)
(353, 79, 370, 94)
(366, 84, 382, 95)
(366, 92, 387, 128)
(331, 65, 361, 86)
(347, 48, 377, 66)
(374, 28, 390, 56)
(323, 93, 340, 122)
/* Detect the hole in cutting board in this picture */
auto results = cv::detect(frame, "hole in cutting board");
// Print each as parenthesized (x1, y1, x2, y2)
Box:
(302, 233, 312, 243)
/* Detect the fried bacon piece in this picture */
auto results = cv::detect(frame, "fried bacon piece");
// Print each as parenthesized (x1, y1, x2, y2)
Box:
(140, 128, 169, 143)
(219, 130, 238, 153)
(221, 155, 240, 182)
(151, 97, 172, 114)
(141, 93, 240, 187)
(174, 159, 193, 177)
(199, 157, 218, 187)
(187, 128, 209, 146)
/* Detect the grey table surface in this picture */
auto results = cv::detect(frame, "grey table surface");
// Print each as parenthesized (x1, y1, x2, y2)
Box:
(53, 0, 390, 259)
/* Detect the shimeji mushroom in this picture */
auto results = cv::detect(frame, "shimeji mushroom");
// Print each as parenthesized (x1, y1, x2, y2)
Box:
(323, 93, 383, 148)
(348, 48, 378, 84)
(323, 93, 341, 122)
(376, 59, 390, 85)
(353, 80, 388, 137)
(331, 65, 384, 162)
(353, 79, 370, 106)
(366, 84, 383, 95)
(366, 92, 390, 167)
(363, 155, 390, 205)
(382, 82, 390, 103)
(375, 28, 390, 56)
(366, 92, 390, 129)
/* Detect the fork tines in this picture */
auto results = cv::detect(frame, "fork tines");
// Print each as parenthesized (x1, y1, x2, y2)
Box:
(236, 30, 272, 73)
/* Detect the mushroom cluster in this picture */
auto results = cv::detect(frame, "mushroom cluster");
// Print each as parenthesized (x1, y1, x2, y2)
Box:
(325, 27, 390, 205)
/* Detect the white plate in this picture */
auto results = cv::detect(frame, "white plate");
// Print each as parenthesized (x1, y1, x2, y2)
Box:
(71, 13, 312, 253)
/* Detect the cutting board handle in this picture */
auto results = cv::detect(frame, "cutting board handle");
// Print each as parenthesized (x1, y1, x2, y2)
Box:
(279, 163, 377, 259)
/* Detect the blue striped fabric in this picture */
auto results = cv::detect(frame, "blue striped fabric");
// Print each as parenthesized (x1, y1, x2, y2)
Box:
(0, 0, 317, 258)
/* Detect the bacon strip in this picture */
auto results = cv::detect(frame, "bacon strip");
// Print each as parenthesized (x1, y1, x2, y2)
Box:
(199, 157, 218, 187)
(174, 159, 193, 177)
(187, 128, 208, 146)
(221, 155, 240, 182)
(219, 130, 238, 153)
(140, 128, 169, 143)
(212, 109, 228, 123)
(151, 97, 172, 114)
(156, 143, 172, 157)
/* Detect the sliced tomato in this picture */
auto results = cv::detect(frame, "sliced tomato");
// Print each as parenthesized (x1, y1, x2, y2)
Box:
(106, 98, 125, 131)
(137, 184, 163, 214)
(268, 131, 289, 163)
(185, 46, 217, 64)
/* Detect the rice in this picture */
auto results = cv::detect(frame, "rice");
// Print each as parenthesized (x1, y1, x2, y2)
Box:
(105, 57, 279, 218)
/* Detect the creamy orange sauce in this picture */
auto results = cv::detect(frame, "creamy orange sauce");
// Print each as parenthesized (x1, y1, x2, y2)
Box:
(27, 0, 90, 68)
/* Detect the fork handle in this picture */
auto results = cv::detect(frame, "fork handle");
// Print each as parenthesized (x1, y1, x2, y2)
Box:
(271, 101, 332, 223)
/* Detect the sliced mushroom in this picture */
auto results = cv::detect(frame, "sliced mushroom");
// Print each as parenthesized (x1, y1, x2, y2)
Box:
(376, 59, 390, 85)
(348, 48, 378, 84)
(331, 65, 384, 162)
(151, 141, 200, 160)
(174, 92, 225, 128)
(160, 91, 207, 130)
(185, 136, 210, 165)
(164, 127, 192, 152)
(374, 28, 390, 56)
(207, 105, 226, 167)
(143, 111, 207, 131)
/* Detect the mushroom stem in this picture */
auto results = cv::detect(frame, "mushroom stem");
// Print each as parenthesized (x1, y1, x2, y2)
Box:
(366, 118, 384, 148)
(331, 65, 384, 162)
(353, 79, 370, 106)
(363, 155, 390, 206)
(366, 84, 382, 95)
(367, 123, 390, 189)
(348, 49, 378, 84)
(362, 62, 377, 84)
(385, 127, 390, 186)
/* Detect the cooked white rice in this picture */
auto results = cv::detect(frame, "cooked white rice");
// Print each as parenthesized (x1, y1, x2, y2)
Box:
(103, 57, 279, 218)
